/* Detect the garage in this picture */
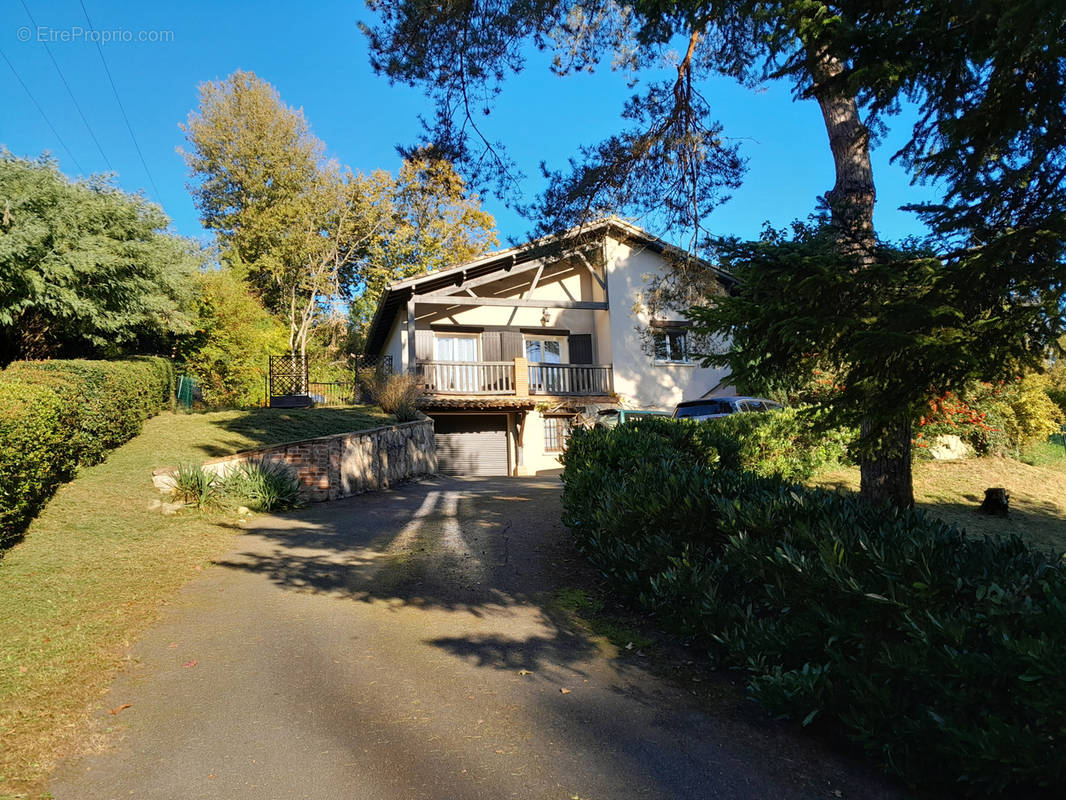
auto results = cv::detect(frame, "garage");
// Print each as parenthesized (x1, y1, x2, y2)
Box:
(431, 414, 509, 476)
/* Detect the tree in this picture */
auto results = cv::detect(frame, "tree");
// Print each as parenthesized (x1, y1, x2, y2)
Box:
(181, 71, 388, 359)
(179, 70, 322, 306)
(0, 151, 199, 363)
(348, 153, 498, 350)
(181, 71, 498, 361)
(364, 0, 1066, 508)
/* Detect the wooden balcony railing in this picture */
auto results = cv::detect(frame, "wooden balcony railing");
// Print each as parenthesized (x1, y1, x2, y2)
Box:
(528, 364, 613, 395)
(417, 361, 516, 395)
(416, 360, 614, 397)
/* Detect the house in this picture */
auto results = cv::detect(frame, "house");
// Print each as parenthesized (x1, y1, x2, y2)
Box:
(362, 217, 735, 475)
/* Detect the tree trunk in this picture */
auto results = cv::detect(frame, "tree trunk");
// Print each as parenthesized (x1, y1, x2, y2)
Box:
(859, 417, 915, 509)
(809, 47, 914, 509)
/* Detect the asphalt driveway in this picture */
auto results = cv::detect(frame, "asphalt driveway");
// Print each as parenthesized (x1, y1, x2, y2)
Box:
(50, 477, 899, 800)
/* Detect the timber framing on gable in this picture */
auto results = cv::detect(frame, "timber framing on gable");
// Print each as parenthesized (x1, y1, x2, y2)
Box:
(363, 216, 732, 358)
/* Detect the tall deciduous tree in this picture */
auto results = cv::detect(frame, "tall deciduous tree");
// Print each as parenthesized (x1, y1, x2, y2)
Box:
(349, 154, 498, 349)
(364, 0, 1066, 508)
(0, 152, 199, 363)
(181, 71, 496, 362)
(179, 70, 323, 307)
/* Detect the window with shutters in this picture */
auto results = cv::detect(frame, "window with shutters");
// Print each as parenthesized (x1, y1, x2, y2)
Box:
(524, 335, 567, 363)
(434, 334, 480, 361)
(543, 416, 572, 452)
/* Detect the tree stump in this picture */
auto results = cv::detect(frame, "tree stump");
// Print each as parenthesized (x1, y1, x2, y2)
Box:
(979, 487, 1010, 517)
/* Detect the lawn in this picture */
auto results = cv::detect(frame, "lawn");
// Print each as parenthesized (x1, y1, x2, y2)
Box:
(812, 451, 1066, 556)
(0, 405, 391, 799)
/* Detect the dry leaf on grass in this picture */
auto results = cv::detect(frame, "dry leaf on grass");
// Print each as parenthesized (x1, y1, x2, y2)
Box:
(109, 703, 132, 715)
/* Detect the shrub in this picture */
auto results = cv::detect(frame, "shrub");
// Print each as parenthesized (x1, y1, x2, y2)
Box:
(217, 459, 301, 511)
(369, 372, 422, 421)
(0, 357, 173, 547)
(179, 269, 289, 408)
(0, 383, 76, 546)
(561, 423, 1066, 795)
(172, 463, 218, 508)
(693, 406, 852, 480)
(917, 376, 1064, 456)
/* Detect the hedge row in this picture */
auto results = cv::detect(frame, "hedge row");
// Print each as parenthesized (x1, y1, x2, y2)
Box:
(561, 419, 1066, 796)
(0, 357, 173, 547)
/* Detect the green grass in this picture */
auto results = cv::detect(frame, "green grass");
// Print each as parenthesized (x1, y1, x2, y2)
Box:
(172, 405, 395, 460)
(1020, 436, 1066, 469)
(812, 455, 1066, 556)
(0, 405, 390, 798)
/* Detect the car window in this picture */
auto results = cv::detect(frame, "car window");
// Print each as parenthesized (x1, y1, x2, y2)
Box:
(764, 402, 784, 411)
(743, 400, 766, 412)
(674, 400, 734, 417)
(596, 410, 620, 428)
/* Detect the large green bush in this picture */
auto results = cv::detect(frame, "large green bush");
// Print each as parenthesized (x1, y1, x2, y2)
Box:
(561, 423, 1066, 795)
(0, 357, 173, 547)
(693, 406, 851, 480)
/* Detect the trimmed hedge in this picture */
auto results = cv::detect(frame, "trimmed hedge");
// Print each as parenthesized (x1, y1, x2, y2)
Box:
(0, 357, 173, 547)
(561, 422, 1066, 796)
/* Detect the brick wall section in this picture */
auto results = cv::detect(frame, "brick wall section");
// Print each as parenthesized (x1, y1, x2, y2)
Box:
(161, 417, 437, 503)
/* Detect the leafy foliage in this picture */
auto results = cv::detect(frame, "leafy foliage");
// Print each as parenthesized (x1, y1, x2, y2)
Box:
(181, 71, 498, 363)
(0, 357, 173, 547)
(0, 152, 200, 362)
(348, 154, 498, 350)
(178, 268, 290, 407)
(917, 376, 1064, 457)
(562, 422, 1066, 794)
(692, 406, 852, 480)
(181, 71, 389, 357)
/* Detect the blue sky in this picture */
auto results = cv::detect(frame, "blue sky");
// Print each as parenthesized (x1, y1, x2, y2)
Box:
(2, 0, 938, 249)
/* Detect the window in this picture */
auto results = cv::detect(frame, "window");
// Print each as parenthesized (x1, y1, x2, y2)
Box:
(544, 416, 572, 452)
(653, 328, 690, 363)
(434, 334, 479, 361)
(524, 336, 566, 363)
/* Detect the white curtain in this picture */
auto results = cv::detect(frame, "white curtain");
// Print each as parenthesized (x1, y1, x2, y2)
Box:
(435, 335, 479, 361)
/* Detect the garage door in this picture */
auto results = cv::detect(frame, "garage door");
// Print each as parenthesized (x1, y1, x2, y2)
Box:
(431, 414, 509, 476)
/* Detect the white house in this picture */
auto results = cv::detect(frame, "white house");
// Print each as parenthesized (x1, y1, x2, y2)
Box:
(362, 217, 735, 475)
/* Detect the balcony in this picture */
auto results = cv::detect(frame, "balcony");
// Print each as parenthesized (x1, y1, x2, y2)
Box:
(527, 363, 613, 395)
(416, 359, 613, 397)
(417, 361, 516, 395)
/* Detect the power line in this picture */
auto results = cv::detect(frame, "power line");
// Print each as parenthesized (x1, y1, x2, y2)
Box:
(18, 0, 113, 171)
(78, 0, 162, 199)
(0, 47, 85, 173)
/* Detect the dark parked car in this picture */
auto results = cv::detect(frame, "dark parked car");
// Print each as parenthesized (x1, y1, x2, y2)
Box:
(672, 396, 784, 422)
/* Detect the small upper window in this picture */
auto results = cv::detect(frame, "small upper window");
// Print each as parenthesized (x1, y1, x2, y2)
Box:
(653, 328, 690, 363)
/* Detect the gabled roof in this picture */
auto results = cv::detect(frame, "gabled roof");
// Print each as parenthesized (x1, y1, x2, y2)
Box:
(362, 216, 733, 356)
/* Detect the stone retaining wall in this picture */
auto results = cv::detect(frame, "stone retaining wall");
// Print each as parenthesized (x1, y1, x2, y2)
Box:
(155, 417, 436, 503)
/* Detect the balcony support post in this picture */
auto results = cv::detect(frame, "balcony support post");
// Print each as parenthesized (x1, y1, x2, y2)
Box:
(406, 296, 417, 371)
